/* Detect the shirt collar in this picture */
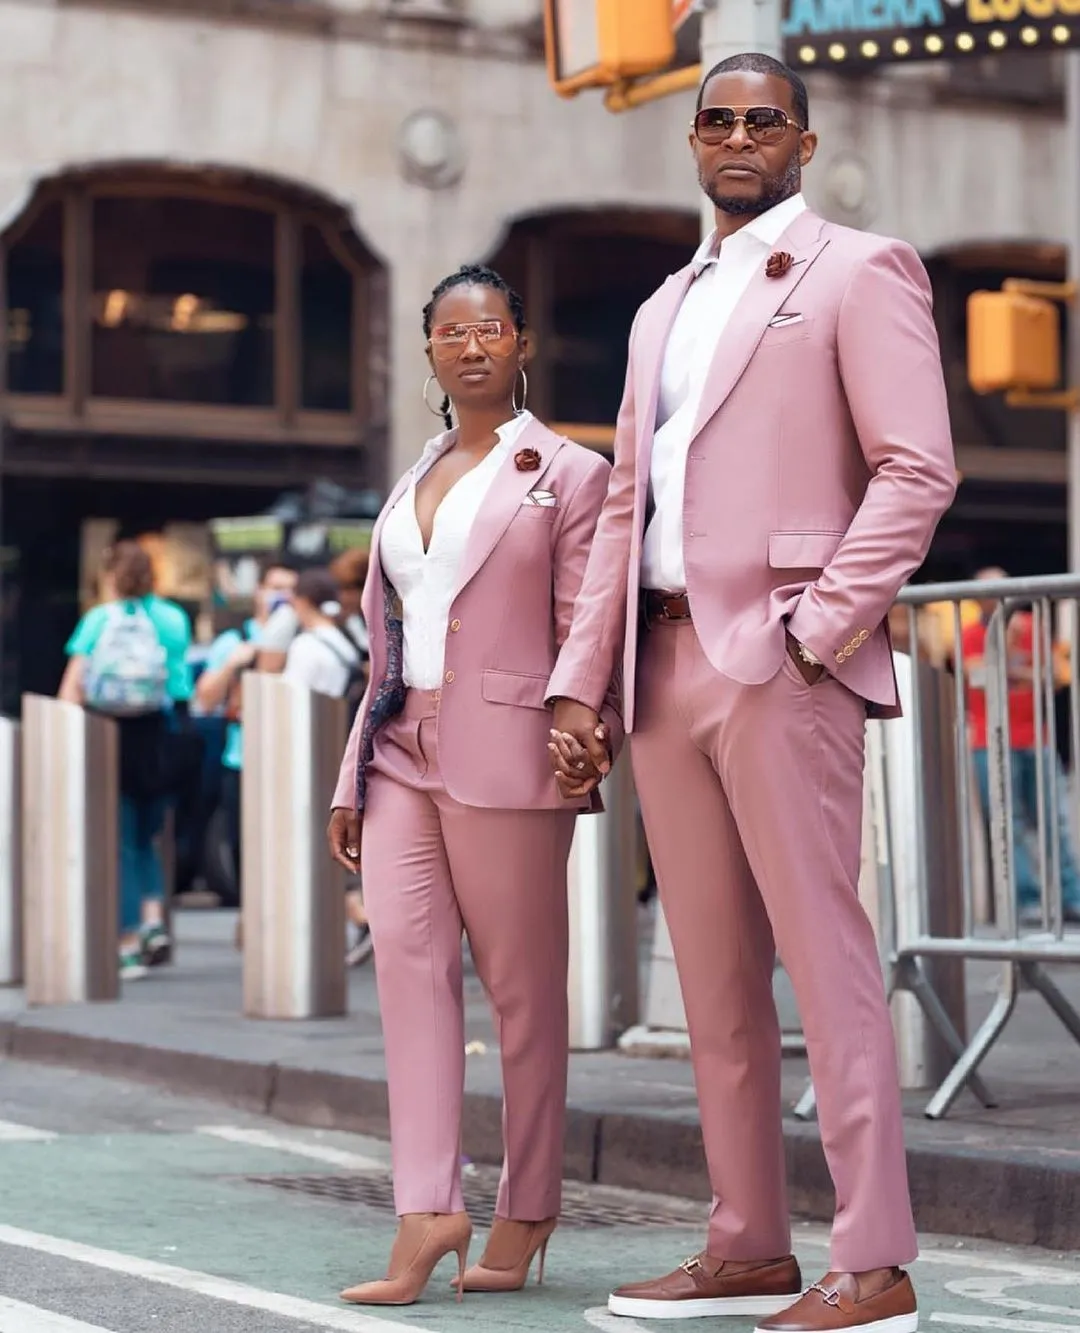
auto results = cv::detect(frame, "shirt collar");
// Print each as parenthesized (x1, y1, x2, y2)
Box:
(415, 409, 535, 475)
(692, 193, 807, 273)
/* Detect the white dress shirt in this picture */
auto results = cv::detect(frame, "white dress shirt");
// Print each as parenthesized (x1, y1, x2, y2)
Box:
(380, 411, 534, 690)
(640, 192, 807, 592)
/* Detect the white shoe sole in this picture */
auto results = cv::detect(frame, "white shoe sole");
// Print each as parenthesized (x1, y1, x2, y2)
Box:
(608, 1294, 799, 1319)
(753, 1313, 918, 1333)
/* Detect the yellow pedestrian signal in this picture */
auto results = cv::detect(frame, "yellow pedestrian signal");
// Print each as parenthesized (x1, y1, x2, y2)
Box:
(544, 0, 676, 97)
(967, 289, 1061, 396)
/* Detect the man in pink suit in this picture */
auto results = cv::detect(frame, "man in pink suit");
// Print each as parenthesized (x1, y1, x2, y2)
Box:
(547, 53, 956, 1333)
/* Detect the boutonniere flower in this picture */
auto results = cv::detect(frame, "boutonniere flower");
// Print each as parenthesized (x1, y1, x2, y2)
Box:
(765, 251, 794, 279)
(515, 447, 542, 473)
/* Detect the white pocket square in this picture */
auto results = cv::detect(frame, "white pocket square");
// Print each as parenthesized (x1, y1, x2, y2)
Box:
(525, 489, 558, 508)
(769, 312, 804, 328)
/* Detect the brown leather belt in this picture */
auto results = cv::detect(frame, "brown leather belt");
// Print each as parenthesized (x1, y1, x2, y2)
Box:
(643, 590, 692, 624)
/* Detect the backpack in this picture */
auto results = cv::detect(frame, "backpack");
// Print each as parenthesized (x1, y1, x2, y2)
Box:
(310, 627, 367, 722)
(85, 601, 170, 716)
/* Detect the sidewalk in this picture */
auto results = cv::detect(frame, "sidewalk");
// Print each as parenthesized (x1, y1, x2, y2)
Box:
(2, 906, 1078, 1252)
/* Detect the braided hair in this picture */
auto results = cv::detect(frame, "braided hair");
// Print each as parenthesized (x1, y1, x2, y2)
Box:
(422, 264, 527, 431)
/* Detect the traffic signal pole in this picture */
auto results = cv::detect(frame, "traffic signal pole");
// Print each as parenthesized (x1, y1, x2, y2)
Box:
(1067, 53, 1080, 572)
(700, 0, 781, 67)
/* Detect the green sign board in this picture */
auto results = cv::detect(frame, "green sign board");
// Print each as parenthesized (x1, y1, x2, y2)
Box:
(783, 0, 1080, 67)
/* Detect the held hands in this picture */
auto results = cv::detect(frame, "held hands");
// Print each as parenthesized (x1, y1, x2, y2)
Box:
(327, 808, 362, 873)
(548, 699, 611, 799)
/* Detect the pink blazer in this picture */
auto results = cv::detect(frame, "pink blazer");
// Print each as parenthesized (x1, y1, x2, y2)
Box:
(547, 210, 957, 727)
(333, 418, 622, 812)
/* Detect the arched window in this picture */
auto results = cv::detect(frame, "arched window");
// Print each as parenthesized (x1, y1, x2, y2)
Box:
(486, 209, 699, 445)
(3, 168, 386, 449)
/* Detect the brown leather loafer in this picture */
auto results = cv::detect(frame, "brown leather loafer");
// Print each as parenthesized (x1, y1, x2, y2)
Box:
(608, 1253, 802, 1319)
(755, 1270, 917, 1333)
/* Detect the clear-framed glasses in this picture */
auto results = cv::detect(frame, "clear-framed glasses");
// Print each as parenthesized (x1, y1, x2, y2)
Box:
(429, 319, 519, 361)
(691, 105, 803, 146)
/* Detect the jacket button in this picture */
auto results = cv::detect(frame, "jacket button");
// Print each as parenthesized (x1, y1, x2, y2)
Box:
(444, 670, 455, 684)
(859, 628, 869, 642)
(450, 619, 461, 632)
(835, 652, 845, 664)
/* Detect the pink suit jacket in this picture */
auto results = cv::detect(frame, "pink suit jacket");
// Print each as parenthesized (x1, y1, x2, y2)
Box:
(546, 209, 957, 727)
(333, 417, 621, 813)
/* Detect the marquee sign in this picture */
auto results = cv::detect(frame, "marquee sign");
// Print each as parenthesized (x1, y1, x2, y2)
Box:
(782, 0, 1080, 67)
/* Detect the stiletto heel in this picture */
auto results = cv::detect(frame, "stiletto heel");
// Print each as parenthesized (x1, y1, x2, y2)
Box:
(340, 1211, 472, 1306)
(456, 1217, 558, 1293)
(455, 1238, 469, 1304)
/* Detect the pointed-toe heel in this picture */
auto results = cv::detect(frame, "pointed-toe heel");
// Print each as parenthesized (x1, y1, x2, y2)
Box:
(456, 1217, 557, 1294)
(340, 1211, 472, 1306)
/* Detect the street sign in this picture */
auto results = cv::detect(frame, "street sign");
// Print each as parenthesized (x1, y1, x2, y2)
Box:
(782, 0, 1080, 68)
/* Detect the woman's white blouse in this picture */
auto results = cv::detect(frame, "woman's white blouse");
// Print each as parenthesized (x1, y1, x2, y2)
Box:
(379, 412, 534, 690)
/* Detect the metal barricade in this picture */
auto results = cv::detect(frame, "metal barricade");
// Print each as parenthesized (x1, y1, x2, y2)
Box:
(21, 695, 119, 1005)
(892, 574, 1080, 1118)
(567, 750, 640, 1049)
(0, 717, 21, 986)
(241, 673, 347, 1020)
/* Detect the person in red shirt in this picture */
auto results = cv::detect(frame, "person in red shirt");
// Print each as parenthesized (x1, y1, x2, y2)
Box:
(963, 568, 1080, 925)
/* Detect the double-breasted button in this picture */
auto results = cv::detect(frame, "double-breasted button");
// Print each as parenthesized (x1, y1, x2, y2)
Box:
(835, 651, 845, 665)
(444, 670, 455, 684)
(843, 645, 854, 658)
(859, 628, 869, 643)
(450, 619, 461, 632)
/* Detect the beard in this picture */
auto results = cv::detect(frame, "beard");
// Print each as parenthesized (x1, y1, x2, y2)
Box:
(701, 152, 802, 217)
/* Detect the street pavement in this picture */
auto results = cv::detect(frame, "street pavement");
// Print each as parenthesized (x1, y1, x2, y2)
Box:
(0, 1060, 1078, 1333)
(2, 907, 1080, 1251)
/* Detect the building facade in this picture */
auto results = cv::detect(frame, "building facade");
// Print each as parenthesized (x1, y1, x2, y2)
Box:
(0, 0, 1071, 697)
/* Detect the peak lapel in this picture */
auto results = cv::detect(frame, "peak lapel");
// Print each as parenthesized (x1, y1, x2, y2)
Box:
(451, 418, 566, 601)
(361, 468, 412, 621)
(636, 266, 696, 467)
(690, 211, 830, 441)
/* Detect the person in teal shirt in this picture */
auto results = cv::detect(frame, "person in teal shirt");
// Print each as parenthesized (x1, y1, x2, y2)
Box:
(195, 558, 298, 904)
(59, 541, 194, 980)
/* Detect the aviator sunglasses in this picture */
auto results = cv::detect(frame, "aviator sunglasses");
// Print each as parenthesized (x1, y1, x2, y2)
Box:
(692, 105, 804, 146)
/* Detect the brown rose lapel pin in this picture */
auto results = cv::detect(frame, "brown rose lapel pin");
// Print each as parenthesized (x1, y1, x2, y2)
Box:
(765, 251, 794, 279)
(515, 447, 541, 473)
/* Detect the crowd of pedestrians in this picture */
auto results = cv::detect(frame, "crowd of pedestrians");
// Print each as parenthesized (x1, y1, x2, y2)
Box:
(58, 540, 370, 979)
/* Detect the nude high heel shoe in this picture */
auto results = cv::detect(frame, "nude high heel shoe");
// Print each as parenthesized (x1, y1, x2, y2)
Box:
(340, 1211, 472, 1306)
(454, 1217, 557, 1293)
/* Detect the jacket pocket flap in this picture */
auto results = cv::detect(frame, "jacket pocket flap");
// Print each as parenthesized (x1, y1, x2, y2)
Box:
(481, 669, 550, 710)
(768, 529, 845, 569)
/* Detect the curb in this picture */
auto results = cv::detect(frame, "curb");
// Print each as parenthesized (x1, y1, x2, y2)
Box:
(4, 1020, 1077, 1252)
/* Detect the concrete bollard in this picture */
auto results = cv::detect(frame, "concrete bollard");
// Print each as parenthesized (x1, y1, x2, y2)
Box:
(22, 696, 119, 1004)
(241, 674, 347, 1019)
(0, 717, 21, 986)
(567, 751, 640, 1050)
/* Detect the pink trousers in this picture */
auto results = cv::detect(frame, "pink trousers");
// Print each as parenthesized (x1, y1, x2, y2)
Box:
(362, 688, 577, 1219)
(631, 620, 917, 1272)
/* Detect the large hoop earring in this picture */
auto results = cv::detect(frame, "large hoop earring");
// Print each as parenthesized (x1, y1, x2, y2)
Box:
(512, 367, 528, 415)
(423, 374, 448, 419)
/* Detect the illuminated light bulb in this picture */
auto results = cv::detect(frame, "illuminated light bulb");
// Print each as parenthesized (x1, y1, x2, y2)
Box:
(988, 29, 1007, 47)
(925, 34, 944, 52)
(799, 44, 817, 61)
(956, 32, 975, 50)
(828, 42, 846, 59)
(861, 39, 879, 57)
(893, 36, 911, 54)
(1052, 23, 1070, 41)
(1020, 25, 1038, 42)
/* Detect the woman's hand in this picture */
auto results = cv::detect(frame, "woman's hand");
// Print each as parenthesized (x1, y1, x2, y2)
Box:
(327, 807, 362, 873)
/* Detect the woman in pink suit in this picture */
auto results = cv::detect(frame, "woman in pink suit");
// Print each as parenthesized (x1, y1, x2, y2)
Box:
(326, 265, 618, 1307)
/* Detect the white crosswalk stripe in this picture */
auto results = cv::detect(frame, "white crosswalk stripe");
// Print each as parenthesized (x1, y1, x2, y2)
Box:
(0, 1120, 59, 1143)
(0, 1294, 113, 1332)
